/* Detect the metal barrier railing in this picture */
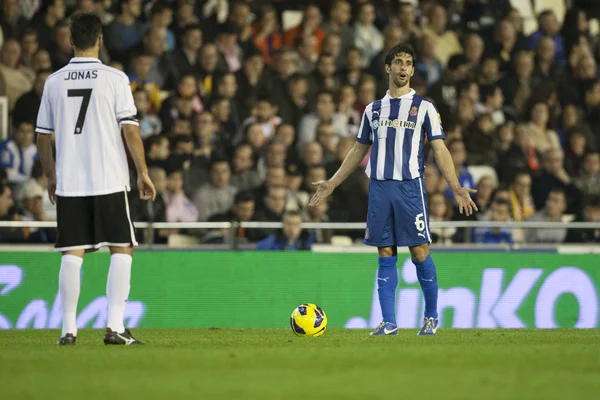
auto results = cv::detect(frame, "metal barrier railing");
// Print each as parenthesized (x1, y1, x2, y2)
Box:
(0, 220, 599, 249)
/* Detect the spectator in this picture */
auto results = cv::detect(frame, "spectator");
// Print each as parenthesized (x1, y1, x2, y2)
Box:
(283, 5, 325, 56)
(531, 36, 562, 85)
(12, 69, 51, 128)
(428, 54, 471, 113)
(145, 1, 175, 52)
(323, 0, 353, 55)
(529, 10, 566, 62)
(133, 88, 162, 139)
(145, 135, 170, 169)
(15, 179, 55, 243)
(104, 0, 144, 63)
(369, 25, 403, 82)
(237, 96, 281, 144)
(130, 166, 168, 243)
(428, 192, 455, 244)
(29, 0, 65, 51)
(526, 188, 568, 243)
(1, 0, 29, 42)
(0, 183, 27, 243)
(473, 199, 514, 244)
(301, 142, 324, 169)
(208, 189, 261, 243)
(565, 195, 600, 243)
(0, 39, 33, 112)
(48, 20, 72, 70)
(415, 33, 443, 88)
(193, 159, 237, 222)
(564, 130, 588, 175)
(285, 161, 309, 213)
(216, 22, 243, 73)
(253, 186, 287, 239)
(465, 113, 497, 166)
(230, 143, 261, 192)
(509, 171, 536, 222)
(442, 140, 475, 201)
(532, 149, 583, 215)
(20, 29, 39, 70)
(574, 151, 600, 198)
(527, 101, 561, 154)
(251, 5, 282, 65)
(166, 24, 202, 91)
(422, 3, 462, 67)
(306, 197, 332, 244)
(297, 90, 348, 151)
(500, 50, 534, 114)
(316, 122, 337, 165)
(164, 167, 198, 223)
(353, 2, 383, 67)
(338, 46, 366, 87)
(31, 48, 51, 72)
(256, 211, 315, 251)
(0, 121, 37, 185)
(463, 32, 484, 72)
(276, 73, 309, 129)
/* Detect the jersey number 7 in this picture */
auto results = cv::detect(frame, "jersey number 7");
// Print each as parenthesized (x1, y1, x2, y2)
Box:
(67, 88, 92, 135)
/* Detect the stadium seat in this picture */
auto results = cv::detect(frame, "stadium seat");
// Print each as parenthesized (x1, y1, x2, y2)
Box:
(467, 165, 498, 188)
(330, 235, 353, 246)
(168, 234, 200, 248)
(510, 0, 538, 35)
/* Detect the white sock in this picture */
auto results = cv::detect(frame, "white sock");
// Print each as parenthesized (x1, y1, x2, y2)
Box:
(59, 255, 83, 337)
(106, 253, 132, 333)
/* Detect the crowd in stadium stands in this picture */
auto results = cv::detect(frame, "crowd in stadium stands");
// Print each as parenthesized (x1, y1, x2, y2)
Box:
(0, 0, 600, 247)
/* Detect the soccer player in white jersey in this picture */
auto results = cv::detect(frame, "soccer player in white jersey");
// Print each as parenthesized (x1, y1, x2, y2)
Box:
(36, 12, 156, 345)
(310, 43, 477, 336)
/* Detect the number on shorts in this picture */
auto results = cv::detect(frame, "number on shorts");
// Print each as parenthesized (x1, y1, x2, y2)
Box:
(415, 213, 425, 231)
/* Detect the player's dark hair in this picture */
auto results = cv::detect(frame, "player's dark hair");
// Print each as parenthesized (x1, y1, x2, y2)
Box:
(385, 42, 416, 66)
(235, 190, 255, 204)
(69, 11, 103, 51)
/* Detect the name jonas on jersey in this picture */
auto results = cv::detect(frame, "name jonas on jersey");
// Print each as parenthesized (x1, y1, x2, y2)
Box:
(64, 70, 98, 80)
(373, 119, 416, 130)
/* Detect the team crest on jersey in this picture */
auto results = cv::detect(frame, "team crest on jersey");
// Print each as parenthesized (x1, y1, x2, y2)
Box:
(409, 106, 419, 117)
(365, 228, 370, 240)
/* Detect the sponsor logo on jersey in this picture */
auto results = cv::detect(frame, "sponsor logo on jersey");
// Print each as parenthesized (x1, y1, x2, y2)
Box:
(373, 119, 416, 130)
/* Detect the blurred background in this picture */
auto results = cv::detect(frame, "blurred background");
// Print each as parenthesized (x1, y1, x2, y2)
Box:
(1, 0, 600, 249)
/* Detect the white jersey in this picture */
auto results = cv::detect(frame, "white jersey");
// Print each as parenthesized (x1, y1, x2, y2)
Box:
(36, 57, 139, 197)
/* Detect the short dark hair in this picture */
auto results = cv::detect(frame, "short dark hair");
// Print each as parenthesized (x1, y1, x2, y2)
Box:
(283, 210, 303, 220)
(150, 1, 171, 17)
(234, 190, 255, 204)
(548, 187, 567, 199)
(584, 195, 600, 209)
(69, 11, 103, 51)
(384, 42, 416, 66)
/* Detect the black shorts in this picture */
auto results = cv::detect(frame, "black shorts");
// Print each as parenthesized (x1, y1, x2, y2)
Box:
(55, 190, 137, 252)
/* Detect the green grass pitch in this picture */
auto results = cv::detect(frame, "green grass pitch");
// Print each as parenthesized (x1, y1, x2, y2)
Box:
(1, 329, 599, 399)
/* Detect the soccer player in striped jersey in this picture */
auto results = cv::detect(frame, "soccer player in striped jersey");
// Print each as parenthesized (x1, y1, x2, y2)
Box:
(309, 43, 477, 336)
(36, 12, 156, 345)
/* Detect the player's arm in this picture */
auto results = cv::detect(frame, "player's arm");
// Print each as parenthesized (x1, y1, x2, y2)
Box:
(122, 125, 156, 201)
(35, 81, 57, 204)
(309, 108, 372, 207)
(426, 103, 477, 215)
(329, 142, 371, 189)
(115, 74, 156, 201)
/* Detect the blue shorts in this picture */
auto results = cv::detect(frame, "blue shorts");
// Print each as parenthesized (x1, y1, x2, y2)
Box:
(364, 178, 431, 247)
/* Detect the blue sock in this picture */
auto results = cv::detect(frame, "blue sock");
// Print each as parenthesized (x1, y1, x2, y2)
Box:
(413, 255, 438, 319)
(377, 256, 398, 324)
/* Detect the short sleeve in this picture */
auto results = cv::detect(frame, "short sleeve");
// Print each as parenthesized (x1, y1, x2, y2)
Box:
(36, 83, 54, 135)
(424, 102, 445, 141)
(356, 107, 373, 144)
(115, 75, 139, 126)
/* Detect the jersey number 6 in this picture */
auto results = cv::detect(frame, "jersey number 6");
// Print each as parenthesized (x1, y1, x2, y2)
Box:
(67, 88, 92, 135)
(415, 213, 425, 232)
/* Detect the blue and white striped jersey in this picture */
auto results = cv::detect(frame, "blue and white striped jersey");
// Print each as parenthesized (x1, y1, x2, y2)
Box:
(356, 89, 445, 181)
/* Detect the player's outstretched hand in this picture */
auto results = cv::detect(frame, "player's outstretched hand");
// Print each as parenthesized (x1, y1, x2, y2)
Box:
(453, 186, 478, 216)
(47, 179, 57, 205)
(309, 180, 334, 208)
(138, 172, 157, 201)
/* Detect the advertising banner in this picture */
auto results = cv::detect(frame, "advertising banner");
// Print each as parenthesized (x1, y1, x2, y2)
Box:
(0, 252, 598, 329)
